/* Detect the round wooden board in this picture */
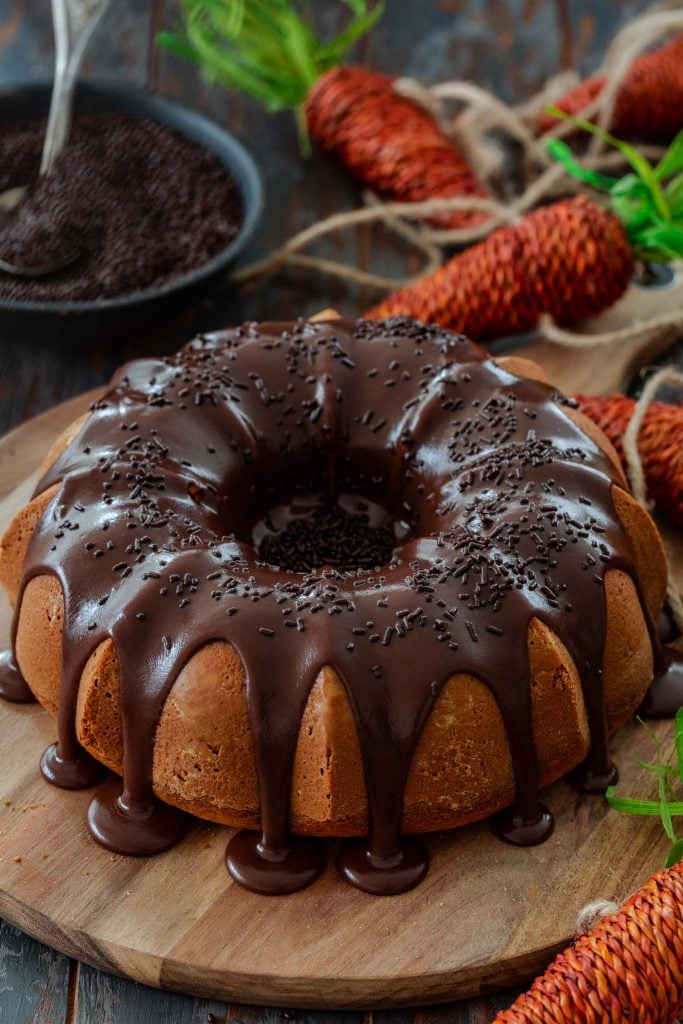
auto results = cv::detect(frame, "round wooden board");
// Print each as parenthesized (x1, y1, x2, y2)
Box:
(0, 383, 679, 1011)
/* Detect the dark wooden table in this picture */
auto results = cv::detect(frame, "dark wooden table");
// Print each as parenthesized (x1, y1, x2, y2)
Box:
(0, 1, 652, 1020)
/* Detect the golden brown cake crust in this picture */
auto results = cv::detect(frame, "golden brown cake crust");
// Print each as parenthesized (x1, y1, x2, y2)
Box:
(1, 334, 667, 838)
(10, 558, 655, 836)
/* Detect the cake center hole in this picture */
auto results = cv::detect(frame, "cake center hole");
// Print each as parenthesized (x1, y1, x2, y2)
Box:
(253, 493, 408, 573)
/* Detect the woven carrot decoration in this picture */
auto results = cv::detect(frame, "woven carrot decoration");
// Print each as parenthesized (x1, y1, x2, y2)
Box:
(492, 859, 683, 1023)
(305, 66, 487, 228)
(575, 393, 683, 529)
(538, 33, 683, 140)
(368, 193, 632, 338)
(367, 120, 683, 338)
(158, 1, 487, 229)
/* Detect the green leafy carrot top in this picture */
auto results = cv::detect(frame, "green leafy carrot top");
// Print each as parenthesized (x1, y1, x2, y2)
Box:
(159, 0, 383, 152)
(607, 709, 683, 868)
(547, 109, 683, 263)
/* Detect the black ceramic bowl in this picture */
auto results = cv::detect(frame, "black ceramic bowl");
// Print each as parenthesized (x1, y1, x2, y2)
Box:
(0, 82, 264, 343)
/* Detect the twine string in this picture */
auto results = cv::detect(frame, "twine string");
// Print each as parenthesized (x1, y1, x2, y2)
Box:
(231, 194, 502, 289)
(623, 366, 683, 632)
(394, 77, 554, 171)
(232, 5, 683, 351)
(589, 7, 683, 156)
(537, 306, 683, 349)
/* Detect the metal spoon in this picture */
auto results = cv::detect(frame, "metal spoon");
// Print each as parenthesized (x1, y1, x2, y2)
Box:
(0, 0, 110, 278)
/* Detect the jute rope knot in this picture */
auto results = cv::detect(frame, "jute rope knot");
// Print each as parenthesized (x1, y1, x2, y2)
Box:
(233, 5, 683, 353)
(575, 898, 620, 934)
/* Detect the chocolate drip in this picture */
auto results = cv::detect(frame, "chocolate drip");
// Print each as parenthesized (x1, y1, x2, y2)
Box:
(492, 804, 554, 847)
(40, 742, 104, 790)
(0, 648, 35, 703)
(226, 829, 325, 896)
(2, 317, 661, 896)
(88, 776, 191, 855)
(40, 597, 106, 790)
(338, 836, 428, 895)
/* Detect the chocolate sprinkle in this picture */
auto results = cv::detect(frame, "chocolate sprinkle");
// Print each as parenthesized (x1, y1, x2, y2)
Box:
(0, 113, 242, 302)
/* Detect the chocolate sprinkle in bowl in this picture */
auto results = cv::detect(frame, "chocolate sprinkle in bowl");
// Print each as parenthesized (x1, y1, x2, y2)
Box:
(0, 81, 263, 341)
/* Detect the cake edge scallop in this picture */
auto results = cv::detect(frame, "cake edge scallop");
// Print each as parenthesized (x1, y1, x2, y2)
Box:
(0, 353, 667, 838)
(5, 565, 660, 836)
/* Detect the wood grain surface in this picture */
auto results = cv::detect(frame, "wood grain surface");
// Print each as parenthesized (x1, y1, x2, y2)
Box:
(0, 0, 677, 1021)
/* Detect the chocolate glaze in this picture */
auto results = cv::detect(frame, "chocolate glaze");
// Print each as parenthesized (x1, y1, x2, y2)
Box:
(1, 317, 676, 896)
(0, 648, 35, 703)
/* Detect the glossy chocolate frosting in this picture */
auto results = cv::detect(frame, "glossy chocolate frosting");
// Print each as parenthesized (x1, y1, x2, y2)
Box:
(2, 317, 678, 895)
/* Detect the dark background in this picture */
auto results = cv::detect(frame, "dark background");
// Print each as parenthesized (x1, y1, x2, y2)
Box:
(0, 1, 654, 1021)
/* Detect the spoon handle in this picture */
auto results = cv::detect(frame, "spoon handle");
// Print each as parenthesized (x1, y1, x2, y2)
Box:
(41, 0, 111, 176)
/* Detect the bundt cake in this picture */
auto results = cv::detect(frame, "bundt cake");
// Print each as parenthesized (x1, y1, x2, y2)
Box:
(0, 316, 678, 896)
